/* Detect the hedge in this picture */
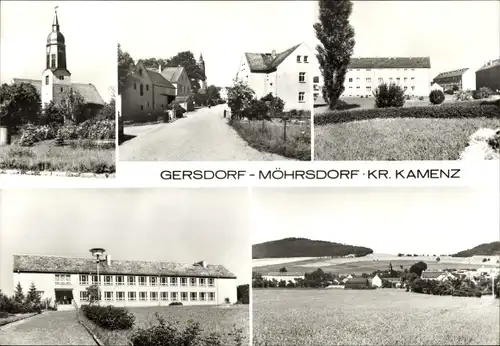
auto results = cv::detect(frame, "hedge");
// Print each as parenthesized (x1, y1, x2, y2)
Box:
(80, 304, 135, 330)
(314, 100, 500, 126)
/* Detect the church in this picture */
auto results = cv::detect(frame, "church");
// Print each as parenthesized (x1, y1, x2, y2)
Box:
(12, 8, 104, 119)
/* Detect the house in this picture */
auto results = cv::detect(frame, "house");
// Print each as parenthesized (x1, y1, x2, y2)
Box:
(421, 271, 455, 281)
(476, 59, 500, 92)
(339, 57, 432, 98)
(121, 61, 176, 122)
(344, 278, 372, 289)
(158, 66, 194, 111)
(341, 274, 354, 284)
(433, 68, 476, 92)
(12, 254, 237, 309)
(261, 272, 305, 284)
(370, 274, 382, 288)
(11, 9, 104, 120)
(236, 42, 316, 111)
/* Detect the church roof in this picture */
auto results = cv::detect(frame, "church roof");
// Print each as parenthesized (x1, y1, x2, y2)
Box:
(160, 67, 185, 83)
(11, 78, 104, 106)
(245, 43, 302, 73)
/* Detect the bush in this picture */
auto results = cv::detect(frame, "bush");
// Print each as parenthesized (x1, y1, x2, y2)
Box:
(373, 83, 405, 108)
(314, 102, 500, 126)
(80, 304, 135, 330)
(429, 90, 445, 105)
(75, 119, 115, 140)
(418, 96, 424, 101)
(444, 89, 454, 95)
(454, 90, 473, 101)
(487, 130, 500, 151)
(169, 302, 183, 306)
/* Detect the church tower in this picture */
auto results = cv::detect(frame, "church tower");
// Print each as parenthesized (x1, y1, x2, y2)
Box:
(41, 7, 72, 108)
(198, 53, 207, 92)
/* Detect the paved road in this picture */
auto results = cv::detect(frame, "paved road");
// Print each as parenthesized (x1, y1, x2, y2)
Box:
(0, 311, 96, 345)
(119, 105, 289, 161)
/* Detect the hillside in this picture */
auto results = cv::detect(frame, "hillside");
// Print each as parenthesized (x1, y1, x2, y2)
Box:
(252, 237, 373, 259)
(451, 242, 500, 257)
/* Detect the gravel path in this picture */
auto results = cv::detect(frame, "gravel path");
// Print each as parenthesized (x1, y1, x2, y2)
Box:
(119, 105, 289, 161)
(0, 311, 96, 345)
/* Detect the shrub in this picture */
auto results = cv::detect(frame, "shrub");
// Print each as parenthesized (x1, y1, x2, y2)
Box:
(80, 304, 135, 330)
(429, 90, 445, 105)
(373, 83, 405, 108)
(487, 130, 500, 151)
(454, 90, 473, 101)
(169, 302, 183, 306)
(418, 96, 424, 101)
(75, 119, 115, 140)
(444, 89, 454, 95)
(314, 102, 500, 126)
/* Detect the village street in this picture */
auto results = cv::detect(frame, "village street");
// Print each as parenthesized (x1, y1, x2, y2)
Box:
(119, 105, 290, 161)
(0, 311, 96, 345)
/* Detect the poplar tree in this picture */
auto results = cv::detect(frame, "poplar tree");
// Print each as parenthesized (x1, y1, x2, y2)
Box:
(314, 0, 356, 109)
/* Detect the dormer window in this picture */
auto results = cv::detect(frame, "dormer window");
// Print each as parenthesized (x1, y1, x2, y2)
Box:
(297, 55, 301, 63)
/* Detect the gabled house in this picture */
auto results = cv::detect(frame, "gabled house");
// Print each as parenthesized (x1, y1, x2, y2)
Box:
(421, 271, 455, 281)
(344, 278, 372, 289)
(158, 66, 194, 111)
(476, 59, 500, 92)
(370, 274, 382, 288)
(236, 42, 316, 111)
(433, 68, 476, 92)
(121, 61, 176, 121)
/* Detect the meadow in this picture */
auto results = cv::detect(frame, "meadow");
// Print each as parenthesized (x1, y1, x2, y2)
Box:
(253, 288, 500, 346)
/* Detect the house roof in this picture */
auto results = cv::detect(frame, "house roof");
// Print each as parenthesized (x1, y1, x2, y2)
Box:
(245, 44, 302, 73)
(160, 67, 185, 83)
(11, 79, 104, 105)
(345, 278, 370, 285)
(264, 272, 305, 277)
(477, 58, 500, 72)
(421, 271, 444, 279)
(175, 95, 191, 103)
(348, 57, 431, 69)
(13, 254, 236, 279)
(144, 68, 176, 89)
(433, 68, 469, 80)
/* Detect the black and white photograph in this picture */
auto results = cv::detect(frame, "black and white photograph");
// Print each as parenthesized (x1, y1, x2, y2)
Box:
(313, 0, 500, 161)
(251, 187, 500, 346)
(0, 2, 117, 180)
(117, 1, 313, 161)
(0, 189, 250, 346)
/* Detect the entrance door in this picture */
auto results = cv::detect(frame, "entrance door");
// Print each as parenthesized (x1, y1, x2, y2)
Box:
(55, 289, 74, 305)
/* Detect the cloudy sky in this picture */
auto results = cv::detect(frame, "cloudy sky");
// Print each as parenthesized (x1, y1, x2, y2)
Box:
(0, 1, 117, 102)
(116, 1, 315, 87)
(251, 187, 499, 255)
(313, 0, 500, 78)
(0, 189, 250, 294)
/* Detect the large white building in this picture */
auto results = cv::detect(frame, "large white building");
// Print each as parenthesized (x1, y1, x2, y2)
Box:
(12, 254, 237, 309)
(236, 42, 316, 111)
(340, 57, 432, 98)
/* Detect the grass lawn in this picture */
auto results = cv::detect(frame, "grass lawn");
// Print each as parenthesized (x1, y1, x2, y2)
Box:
(230, 119, 311, 160)
(253, 288, 500, 346)
(93, 305, 249, 346)
(0, 140, 115, 174)
(315, 117, 500, 160)
(0, 312, 37, 327)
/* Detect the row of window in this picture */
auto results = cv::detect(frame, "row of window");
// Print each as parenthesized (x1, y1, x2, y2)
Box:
(79, 291, 216, 302)
(349, 77, 416, 83)
(348, 68, 416, 72)
(348, 85, 416, 91)
(54, 274, 215, 287)
(296, 55, 309, 63)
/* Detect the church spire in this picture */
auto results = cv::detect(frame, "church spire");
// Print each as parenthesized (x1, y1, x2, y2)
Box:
(52, 6, 60, 32)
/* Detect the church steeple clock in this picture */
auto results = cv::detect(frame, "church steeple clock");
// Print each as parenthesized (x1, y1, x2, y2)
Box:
(41, 6, 72, 108)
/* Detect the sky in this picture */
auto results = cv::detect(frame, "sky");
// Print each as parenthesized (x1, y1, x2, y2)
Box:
(0, 1, 117, 102)
(313, 0, 500, 78)
(0, 189, 251, 294)
(116, 1, 315, 87)
(251, 187, 499, 256)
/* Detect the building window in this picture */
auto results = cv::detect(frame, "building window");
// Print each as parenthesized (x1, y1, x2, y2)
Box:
(181, 292, 188, 301)
(139, 69, 142, 77)
(356, 77, 360, 81)
(299, 72, 306, 83)
(140, 105, 144, 111)
(208, 292, 215, 301)
(180, 278, 188, 287)
(296, 55, 301, 63)
(366, 86, 371, 91)
(160, 292, 169, 301)
(411, 86, 415, 91)
(356, 86, 360, 89)
(411, 77, 415, 80)
(160, 277, 168, 286)
(356, 69, 360, 71)
(80, 292, 88, 301)
(190, 278, 197, 286)
(55, 274, 71, 285)
(45, 76, 49, 85)
(404, 86, 408, 90)
(104, 276, 113, 285)
(298, 92, 305, 103)
(116, 292, 125, 301)
(104, 292, 113, 301)
(304, 56, 308, 63)
(150, 277, 157, 286)
(139, 276, 147, 286)
(79, 275, 89, 285)
(389, 78, 393, 82)
(92, 275, 98, 285)
(348, 86, 353, 89)
(404, 69, 408, 71)
(128, 292, 136, 301)
(411, 69, 415, 71)
(51, 54, 56, 68)
(60, 87, 63, 93)
(127, 276, 136, 286)
(313, 84, 319, 91)
(366, 69, 371, 71)
(170, 277, 178, 286)
(208, 278, 215, 287)
(139, 292, 147, 301)
(140, 84, 144, 96)
(134, 83, 136, 90)
(348, 78, 353, 82)
(115, 276, 124, 285)
(378, 78, 383, 84)
(59, 76, 64, 80)
(404, 77, 408, 82)
(396, 78, 400, 81)
(199, 278, 206, 287)
(146, 84, 149, 91)
(171, 292, 178, 301)
(150, 292, 158, 301)
(366, 78, 371, 83)
(313, 76, 319, 83)
(200, 292, 206, 301)
(190, 292, 198, 301)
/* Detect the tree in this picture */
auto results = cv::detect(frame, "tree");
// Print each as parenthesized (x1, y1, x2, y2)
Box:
(314, 0, 355, 109)
(100, 98, 116, 120)
(260, 93, 285, 116)
(166, 51, 205, 92)
(58, 88, 87, 124)
(13, 282, 24, 304)
(373, 83, 405, 108)
(86, 285, 101, 305)
(40, 100, 64, 126)
(279, 267, 288, 273)
(0, 83, 41, 128)
(409, 261, 428, 276)
(227, 79, 255, 118)
(118, 43, 136, 95)
(206, 85, 221, 103)
(236, 284, 249, 304)
(25, 282, 42, 308)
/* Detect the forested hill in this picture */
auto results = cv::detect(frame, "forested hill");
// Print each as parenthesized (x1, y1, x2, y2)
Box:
(451, 242, 500, 257)
(252, 237, 373, 259)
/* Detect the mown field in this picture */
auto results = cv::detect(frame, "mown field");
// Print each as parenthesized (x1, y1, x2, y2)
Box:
(95, 305, 249, 346)
(253, 289, 500, 346)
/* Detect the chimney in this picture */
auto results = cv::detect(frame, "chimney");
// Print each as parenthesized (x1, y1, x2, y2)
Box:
(271, 49, 277, 59)
(106, 254, 111, 266)
(196, 260, 207, 268)
(158, 64, 162, 74)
